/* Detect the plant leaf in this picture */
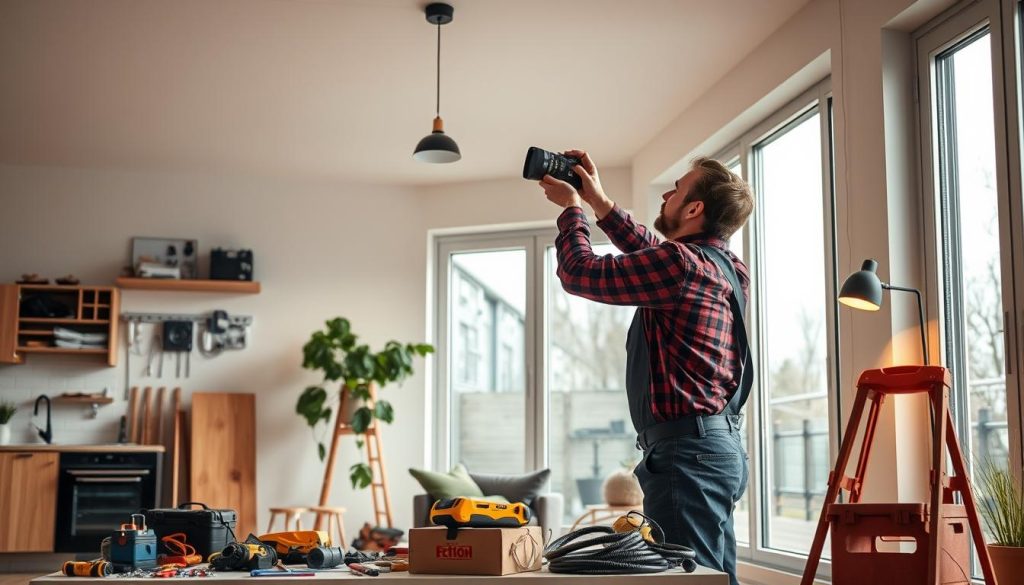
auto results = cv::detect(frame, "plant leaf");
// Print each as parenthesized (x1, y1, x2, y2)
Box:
(349, 463, 373, 490)
(296, 386, 328, 427)
(318, 442, 326, 462)
(374, 400, 394, 424)
(351, 406, 373, 434)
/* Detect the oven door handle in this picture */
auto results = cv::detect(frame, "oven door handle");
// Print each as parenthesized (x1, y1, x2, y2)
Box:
(66, 469, 151, 476)
(74, 477, 143, 483)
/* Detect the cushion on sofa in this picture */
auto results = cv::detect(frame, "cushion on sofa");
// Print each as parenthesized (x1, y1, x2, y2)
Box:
(469, 468, 551, 506)
(408, 463, 485, 500)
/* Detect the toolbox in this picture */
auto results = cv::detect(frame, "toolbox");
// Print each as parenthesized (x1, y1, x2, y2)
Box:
(143, 502, 237, 559)
(110, 514, 158, 571)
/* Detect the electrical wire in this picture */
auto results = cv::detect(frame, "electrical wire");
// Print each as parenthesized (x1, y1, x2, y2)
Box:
(543, 515, 697, 575)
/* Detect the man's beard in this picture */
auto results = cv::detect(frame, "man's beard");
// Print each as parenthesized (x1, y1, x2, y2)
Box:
(653, 202, 678, 236)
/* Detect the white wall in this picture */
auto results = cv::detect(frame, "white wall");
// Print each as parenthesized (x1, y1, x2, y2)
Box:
(0, 163, 630, 540)
(0, 165, 425, 538)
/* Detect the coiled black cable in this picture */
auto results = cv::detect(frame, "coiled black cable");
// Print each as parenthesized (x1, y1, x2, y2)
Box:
(543, 513, 698, 575)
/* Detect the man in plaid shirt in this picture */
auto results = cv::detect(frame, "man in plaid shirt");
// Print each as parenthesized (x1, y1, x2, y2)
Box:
(538, 150, 754, 585)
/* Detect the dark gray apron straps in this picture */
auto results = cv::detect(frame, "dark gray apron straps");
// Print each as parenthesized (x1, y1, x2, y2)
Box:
(697, 245, 753, 417)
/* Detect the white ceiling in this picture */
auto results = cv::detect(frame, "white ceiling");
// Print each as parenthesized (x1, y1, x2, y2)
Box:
(0, 0, 810, 186)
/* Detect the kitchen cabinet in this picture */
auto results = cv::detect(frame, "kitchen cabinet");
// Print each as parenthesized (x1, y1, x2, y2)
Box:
(0, 283, 119, 366)
(0, 284, 20, 363)
(0, 451, 59, 552)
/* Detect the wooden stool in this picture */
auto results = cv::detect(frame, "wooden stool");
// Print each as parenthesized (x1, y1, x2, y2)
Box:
(309, 506, 347, 548)
(266, 506, 307, 533)
(570, 504, 638, 532)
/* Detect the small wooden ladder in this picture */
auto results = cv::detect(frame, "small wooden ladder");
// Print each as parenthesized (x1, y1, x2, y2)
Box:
(316, 383, 393, 529)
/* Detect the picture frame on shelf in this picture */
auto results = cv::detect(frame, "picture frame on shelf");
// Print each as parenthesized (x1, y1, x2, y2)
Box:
(131, 237, 198, 280)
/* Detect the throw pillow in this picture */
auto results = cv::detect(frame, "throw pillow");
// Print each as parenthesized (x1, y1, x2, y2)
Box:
(408, 463, 485, 500)
(469, 468, 551, 506)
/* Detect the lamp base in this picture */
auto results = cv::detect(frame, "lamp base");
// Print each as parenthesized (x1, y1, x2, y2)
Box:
(425, 3, 453, 25)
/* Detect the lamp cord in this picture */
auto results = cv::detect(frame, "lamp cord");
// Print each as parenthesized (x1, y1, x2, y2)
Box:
(435, 22, 441, 118)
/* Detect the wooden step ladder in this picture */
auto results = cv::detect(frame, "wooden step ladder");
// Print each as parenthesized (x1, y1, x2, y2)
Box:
(800, 365, 995, 585)
(316, 383, 393, 529)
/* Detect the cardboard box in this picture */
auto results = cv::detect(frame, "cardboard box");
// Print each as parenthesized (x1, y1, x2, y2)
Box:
(409, 526, 543, 576)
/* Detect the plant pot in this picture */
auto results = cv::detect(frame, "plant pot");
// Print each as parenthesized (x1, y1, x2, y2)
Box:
(339, 387, 368, 425)
(988, 544, 1024, 584)
(576, 478, 604, 507)
(0, 423, 10, 446)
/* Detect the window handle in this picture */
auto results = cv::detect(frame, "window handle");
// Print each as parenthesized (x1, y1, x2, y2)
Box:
(1003, 311, 1012, 376)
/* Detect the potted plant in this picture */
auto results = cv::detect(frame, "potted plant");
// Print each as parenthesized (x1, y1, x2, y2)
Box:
(0, 401, 16, 446)
(977, 462, 1024, 581)
(296, 317, 433, 489)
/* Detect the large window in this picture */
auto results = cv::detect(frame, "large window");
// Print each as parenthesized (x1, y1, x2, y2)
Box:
(714, 79, 838, 574)
(754, 109, 832, 554)
(917, 0, 1024, 578)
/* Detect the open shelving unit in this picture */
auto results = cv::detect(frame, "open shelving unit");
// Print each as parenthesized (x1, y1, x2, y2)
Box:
(0, 284, 120, 366)
(115, 277, 260, 294)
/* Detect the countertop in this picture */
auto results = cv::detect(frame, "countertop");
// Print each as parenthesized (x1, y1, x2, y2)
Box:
(0, 443, 165, 453)
(31, 566, 727, 583)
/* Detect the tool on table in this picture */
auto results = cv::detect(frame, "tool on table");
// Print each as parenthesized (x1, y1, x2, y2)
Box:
(257, 530, 331, 565)
(306, 546, 345, 569)
(209, 539, 277, 571)
(61, 560, 111, 577)
(251, 563, 316, 578)
(157, 532, 202, 567)
(430, 497, 531, 538)
(347, 563, 380, 577)
(373, 560, 408, 573)
(109, 514, 158, 571)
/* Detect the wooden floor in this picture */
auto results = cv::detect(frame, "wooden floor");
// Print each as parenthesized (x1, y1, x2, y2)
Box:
(0, 574, 40, 585)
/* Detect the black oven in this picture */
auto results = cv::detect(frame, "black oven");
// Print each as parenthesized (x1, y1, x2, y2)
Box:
(55, 452, 161, 552)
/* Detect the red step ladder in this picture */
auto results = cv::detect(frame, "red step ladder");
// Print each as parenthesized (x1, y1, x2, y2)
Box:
(800, 365, 996, 585)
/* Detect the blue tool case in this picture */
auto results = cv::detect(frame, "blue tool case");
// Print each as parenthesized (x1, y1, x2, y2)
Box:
(109, 514, 158, 570)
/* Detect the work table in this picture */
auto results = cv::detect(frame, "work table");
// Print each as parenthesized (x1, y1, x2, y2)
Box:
(31, 566, 728, 583)
(0, 444, 165, 453)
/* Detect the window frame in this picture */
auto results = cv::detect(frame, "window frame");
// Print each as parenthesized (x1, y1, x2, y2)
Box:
(431, 227, 620, 483)
(712, 78, 840, 577)
(916, 0, 1024, 487)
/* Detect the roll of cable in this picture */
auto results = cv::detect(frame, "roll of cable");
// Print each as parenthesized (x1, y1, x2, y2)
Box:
(543, 517, 697, 575)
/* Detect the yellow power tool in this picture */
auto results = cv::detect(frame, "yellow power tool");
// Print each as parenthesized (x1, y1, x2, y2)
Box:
(257, 530, 331, 564)
(429, 497, 531, 530)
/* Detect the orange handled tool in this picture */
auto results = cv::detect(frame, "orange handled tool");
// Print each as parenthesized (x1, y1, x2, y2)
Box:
(61, 561, 111, 577)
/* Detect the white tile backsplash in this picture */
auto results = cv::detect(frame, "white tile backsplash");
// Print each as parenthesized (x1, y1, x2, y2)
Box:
(0, 357, 121, 445)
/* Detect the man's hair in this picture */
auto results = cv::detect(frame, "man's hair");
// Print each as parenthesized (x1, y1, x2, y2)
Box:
(684, 157, 754, 240)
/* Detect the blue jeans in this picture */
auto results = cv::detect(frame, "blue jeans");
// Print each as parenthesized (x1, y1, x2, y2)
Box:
(633, 425, 748, 585)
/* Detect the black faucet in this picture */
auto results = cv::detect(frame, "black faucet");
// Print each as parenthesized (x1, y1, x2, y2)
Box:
(34, 394, 52, 445)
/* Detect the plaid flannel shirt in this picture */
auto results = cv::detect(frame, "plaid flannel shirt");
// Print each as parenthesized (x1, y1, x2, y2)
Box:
(555, 204, 750, 419)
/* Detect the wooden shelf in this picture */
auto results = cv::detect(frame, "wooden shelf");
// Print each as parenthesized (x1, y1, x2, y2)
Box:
(16, 347, 108, 355)
(116, 277, 261, 294)
(54, 395, 114, 405)
(18, 330, 54, 336)
(18, 318, 110, 325)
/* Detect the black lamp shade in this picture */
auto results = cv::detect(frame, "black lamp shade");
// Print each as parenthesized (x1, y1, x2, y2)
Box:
(413, 131, 461, 163)
(838, 259, 884, 311)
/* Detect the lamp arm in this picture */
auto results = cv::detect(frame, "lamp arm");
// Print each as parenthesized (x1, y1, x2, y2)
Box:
(881, 284, 929, 365)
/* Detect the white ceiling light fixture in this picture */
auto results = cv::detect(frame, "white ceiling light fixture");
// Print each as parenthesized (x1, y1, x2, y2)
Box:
(413, 2, 461, 164)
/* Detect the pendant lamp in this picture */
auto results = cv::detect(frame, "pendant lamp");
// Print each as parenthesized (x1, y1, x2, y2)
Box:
(413, 3, 461, 163)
